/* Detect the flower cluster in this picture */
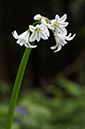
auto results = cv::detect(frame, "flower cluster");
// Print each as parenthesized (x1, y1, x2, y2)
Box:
(12, 14, 76, 52)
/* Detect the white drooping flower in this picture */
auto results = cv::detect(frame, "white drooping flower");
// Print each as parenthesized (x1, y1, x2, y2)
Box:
(50, 33, 76, 53)
(34, 14, 50, 37)
(12, 30, 37, 48)
(49, 14, 69, 35)
(29, 23, 48, 42)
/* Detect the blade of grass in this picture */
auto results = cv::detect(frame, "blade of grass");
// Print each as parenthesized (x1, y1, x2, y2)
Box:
(6, 47, 32, 129)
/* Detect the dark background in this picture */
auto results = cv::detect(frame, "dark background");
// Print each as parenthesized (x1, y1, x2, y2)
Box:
(0, 0, 84, 86)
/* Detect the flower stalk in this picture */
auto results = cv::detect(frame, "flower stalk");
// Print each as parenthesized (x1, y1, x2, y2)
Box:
(6, 47, 32, 129)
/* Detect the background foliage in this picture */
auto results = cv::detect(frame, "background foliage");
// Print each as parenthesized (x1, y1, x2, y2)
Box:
(0, 0, 85, 129)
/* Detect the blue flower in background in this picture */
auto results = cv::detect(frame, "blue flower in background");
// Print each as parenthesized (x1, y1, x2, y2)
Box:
(15, 106, 28, 115)
(14, 106, 28, 124)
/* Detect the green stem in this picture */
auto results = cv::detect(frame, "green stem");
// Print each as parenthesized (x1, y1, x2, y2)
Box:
(6, 47, 32, 129)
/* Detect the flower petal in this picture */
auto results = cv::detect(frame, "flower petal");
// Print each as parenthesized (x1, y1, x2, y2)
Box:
(59, 27, 67, 35)
(40, 32, 48, 40)
(54, 44, 62, 52)
(66, 34, 76, 41)
(18, 31, 28, 39)
(45, 26, 50, 37)
(30, 32, 37, 42)
(12, 30, 19, 39)
(48, 20, 55, 30)
(16, 39, 24, 46)
(41, 19, 47, 24)
(55, 14, 59, 21)
(25, 42, 37, 48)
(60, 14, 67, 22)
(50, 45, 57, 50)
(37, 32, 41, 42)
(29, 25, 35, 32)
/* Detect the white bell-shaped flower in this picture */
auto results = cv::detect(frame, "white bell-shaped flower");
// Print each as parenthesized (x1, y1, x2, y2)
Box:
(12, 30, 37, 48)
(49, 14, 69, 35)
(50, 32, 76, 52)
(29, 23, 48, 42)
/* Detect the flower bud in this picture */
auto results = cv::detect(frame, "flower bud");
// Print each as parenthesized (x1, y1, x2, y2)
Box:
(34, 14, 42, 20)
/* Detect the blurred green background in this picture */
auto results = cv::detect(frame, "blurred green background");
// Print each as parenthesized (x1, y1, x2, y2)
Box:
(0, 0, 85, 129)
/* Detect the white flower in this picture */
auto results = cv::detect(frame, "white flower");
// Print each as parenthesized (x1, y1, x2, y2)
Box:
(12, 30, 37, 48)
(49, 14, 69, 35)
(50, 33, 76, 53)
(34, 14, 50, 37)
(29, 23, 48, 42)
(12, 14, 76, 52)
